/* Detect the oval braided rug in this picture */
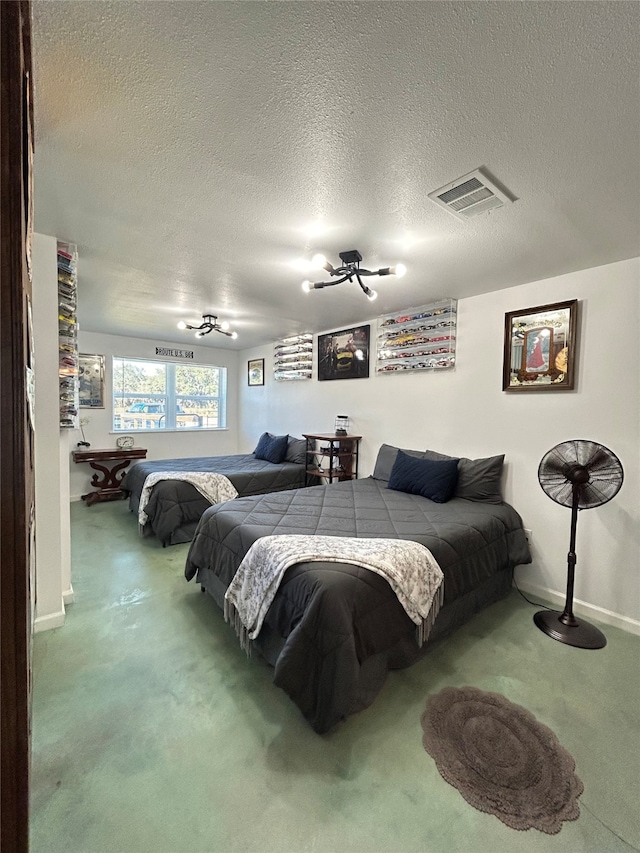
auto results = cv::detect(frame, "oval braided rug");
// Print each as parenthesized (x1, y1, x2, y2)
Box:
(421, 686, 584, 834)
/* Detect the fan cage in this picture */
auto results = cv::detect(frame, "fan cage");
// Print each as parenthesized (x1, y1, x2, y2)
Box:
(538, 439, 623, 509)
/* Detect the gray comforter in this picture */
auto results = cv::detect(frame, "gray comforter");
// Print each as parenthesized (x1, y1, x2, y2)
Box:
(121, 453, 307, 545)
(185, 477, 531, 733)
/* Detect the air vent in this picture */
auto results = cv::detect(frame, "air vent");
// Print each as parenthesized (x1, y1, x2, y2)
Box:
(428, 168, 512, 220)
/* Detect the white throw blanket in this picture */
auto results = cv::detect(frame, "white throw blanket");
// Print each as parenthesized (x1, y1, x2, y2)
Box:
(138, 471, 238, 526)
(224, 534, 444, 653)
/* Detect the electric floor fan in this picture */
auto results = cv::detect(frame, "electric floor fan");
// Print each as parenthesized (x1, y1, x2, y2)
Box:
(535, 439, 624, 649)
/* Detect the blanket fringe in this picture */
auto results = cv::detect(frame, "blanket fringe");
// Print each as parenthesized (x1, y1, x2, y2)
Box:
(417, 583, 445, 647)
(224, 598, 252, 656)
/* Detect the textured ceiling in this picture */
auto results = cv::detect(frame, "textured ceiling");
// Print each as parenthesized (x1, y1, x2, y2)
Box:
(32, 1, 640, 350)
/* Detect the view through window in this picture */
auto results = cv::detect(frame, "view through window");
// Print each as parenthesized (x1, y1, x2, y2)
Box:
(113, 357, 226, 431)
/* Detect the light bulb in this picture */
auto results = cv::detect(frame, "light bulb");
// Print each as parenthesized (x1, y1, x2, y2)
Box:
(220, 320, 230, 331)
(302, 280, 312, 293)
(177, 320, 187, 330)
(195, 330, 205, 338)
(311, 253, 326, 269)
(230, 331, 238, 340)
(392, 263, 407, 278)
(365, 288, 378, 301)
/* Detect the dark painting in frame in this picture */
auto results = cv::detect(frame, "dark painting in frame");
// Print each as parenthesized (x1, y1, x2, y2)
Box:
(318, 324, 370, 381)
(502, 299, 577, 391)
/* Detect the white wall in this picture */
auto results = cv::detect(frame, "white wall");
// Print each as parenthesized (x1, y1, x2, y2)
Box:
(239, 257, 640, 631)
(32, 233, 69, 631)
(70, 331, 240, 499)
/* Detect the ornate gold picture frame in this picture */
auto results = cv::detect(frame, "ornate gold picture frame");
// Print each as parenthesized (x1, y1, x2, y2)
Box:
(503, 300, 577, 392)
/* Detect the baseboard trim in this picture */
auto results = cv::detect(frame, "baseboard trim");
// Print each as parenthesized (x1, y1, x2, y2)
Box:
(34, 609, 65, 633)
(70, 494, 82, 502)
(514, 579, 640, 637)
(62, 585, 74, 605)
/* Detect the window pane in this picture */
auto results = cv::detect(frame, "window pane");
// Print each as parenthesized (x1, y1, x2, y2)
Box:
(175, 364, 219, 396)
(175, 402, 220, 429)
(113, 357, 226, 432)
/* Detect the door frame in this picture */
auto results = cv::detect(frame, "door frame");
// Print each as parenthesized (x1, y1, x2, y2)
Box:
(1, 2, 35, 850)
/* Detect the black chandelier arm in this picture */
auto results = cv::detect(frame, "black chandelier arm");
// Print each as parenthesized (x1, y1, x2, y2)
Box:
(313, 273, 353, 289)
(354, 272, 376, 299)
(330, 265, 388, 278)
(186, 322, 232, 337)
(328, 265, 351, 278)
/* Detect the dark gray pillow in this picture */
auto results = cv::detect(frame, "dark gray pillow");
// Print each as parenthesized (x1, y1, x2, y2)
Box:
(424, 448, 505, 503)
(254, 432, 289, 464)
(372, 444, 430, 481)
(388, 451, 460, 503)
(285, 436, 306, 465)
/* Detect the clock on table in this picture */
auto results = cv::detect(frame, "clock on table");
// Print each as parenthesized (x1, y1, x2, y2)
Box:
(116, 435, 135, 449)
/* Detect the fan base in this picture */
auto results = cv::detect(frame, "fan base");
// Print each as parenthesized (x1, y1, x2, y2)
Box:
(534, 609, 607, 649)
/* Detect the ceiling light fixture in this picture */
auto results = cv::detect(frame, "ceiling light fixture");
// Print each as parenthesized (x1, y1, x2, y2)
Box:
(301, 249, 406, 301)
(177, 313, 238, 339)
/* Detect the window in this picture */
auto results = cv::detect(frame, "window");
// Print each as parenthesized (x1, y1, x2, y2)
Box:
(113, 357, 226, 431)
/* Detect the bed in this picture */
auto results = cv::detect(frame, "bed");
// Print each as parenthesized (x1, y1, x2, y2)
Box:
(122, 434, 309, 546)
(184, 444, 532, 733)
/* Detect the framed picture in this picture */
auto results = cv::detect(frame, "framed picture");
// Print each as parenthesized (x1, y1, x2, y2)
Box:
(502, 300, 578, 391)
(318, 324, 370, 381)
(248, 358, 265, 386)
(78, 353, 104, 409)
(78, 353, 105, 408)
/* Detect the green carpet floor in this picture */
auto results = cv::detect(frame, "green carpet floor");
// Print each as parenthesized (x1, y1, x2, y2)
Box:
(30, 500, 640, 853)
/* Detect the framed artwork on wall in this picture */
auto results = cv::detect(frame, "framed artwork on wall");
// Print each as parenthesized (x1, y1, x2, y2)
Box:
(78, 353, 105, 408)
(248, 358, 265, 386)
(318, 324, 370, 381)
(502, 300, 578, 391)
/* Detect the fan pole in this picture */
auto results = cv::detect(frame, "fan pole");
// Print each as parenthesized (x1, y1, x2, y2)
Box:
(558, 488, 580, 627)
(534, 484, 607, 649)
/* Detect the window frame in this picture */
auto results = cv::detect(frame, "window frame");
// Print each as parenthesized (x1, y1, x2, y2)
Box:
(112, 356, 227, 432)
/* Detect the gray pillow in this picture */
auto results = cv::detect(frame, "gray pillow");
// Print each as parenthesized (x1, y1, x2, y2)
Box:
(424, 448, 505, 503)
(372, 444, 430, 481)
(285, 436, 307, 465)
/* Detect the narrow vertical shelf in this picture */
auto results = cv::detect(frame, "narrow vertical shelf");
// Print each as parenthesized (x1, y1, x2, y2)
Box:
(58, 242, 79, 428)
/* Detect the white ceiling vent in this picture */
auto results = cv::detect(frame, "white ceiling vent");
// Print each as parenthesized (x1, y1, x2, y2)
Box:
(429, 168, 512, 220)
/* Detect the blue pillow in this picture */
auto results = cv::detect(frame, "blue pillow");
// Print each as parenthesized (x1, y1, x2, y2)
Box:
(388, 450, 459, 503)
(254, 432, 289, 464)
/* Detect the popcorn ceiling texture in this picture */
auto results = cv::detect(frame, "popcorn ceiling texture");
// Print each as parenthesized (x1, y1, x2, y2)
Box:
(31, 1, 640, 348)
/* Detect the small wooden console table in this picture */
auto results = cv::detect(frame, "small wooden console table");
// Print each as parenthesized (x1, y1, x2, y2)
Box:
(72, 447, 147, 506)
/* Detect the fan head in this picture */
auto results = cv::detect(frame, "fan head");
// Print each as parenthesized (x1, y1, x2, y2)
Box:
(538, 439, 623, 509)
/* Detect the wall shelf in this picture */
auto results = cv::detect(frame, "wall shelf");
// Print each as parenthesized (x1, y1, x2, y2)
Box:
(58, 242, 79, 428)
(376, 298, 457, 374)
(274, 333, 313, 381)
